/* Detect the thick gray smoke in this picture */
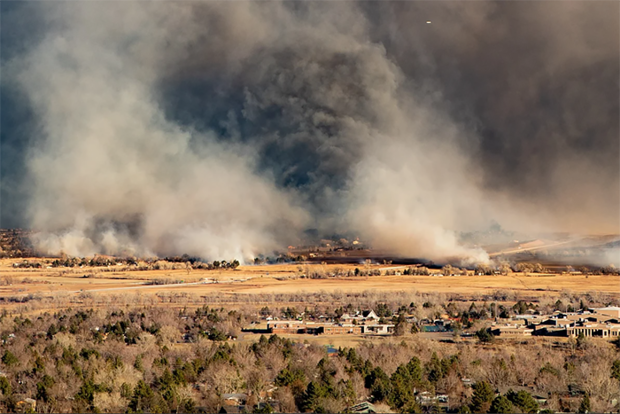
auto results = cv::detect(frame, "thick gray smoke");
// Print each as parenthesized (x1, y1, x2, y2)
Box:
(9, 3, 315, 260)
(1, 1, 618, 263)
(361, 1, 620, 235)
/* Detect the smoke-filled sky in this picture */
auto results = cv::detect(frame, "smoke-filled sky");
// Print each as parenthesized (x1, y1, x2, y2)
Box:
(1, 1, 618, 262)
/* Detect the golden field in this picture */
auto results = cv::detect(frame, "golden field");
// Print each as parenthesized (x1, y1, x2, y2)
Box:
(1, 258, 618, 310)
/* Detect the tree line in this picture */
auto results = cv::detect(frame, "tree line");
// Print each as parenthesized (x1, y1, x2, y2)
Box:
(0, 303, 618, 413)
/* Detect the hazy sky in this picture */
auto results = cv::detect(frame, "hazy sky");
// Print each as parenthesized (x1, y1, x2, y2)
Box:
(1, 1, 618, 261)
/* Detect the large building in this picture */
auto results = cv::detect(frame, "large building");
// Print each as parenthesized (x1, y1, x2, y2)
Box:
(266, 320, 391, 336)
(487, 308, 620, 339)
(593, 306, 620, 319)
(568, 322, 620, 338)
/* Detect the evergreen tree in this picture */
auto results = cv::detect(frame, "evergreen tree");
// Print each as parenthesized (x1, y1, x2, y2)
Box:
(275, 367, 306, 387)
(427, 352, 443, 383)
(578, 394, 591, 414)
(346, 348, 362, 368)
(405, 357, 423, 384)
(36, 376, 55, 404)
(475, 328, 494, 343)
(75, 379, 97, 405)
(367, 366, 392, 402)
(120, 383, 133, 399)
(0, 376, 11, 396)
(301, 381, 327, 412)
(389, 357, 425, 411)
(179, 397, 196, 413)
(506, 389, 539, 413)
(389, 367, 415, 409)
(158, 368, 178, 404)
(470, 381, 494, 413)
(611, 360, 620, 381)
(490, 396, 514, 414)
(1, 350, 18, 366)
(129, 380, 155, 413)
(134, 354, 144, 372)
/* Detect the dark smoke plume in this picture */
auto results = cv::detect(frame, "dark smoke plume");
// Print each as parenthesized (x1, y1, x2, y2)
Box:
(1, 1, 618, 264)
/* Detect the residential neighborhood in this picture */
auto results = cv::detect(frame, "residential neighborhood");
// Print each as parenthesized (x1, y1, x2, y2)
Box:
(247, 306, 620, 342)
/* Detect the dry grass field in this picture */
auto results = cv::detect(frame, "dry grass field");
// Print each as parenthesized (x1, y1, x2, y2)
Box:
(1, 258, 618, 311)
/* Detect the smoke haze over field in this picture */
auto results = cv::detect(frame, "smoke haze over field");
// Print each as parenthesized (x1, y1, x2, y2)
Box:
(1, 1, 618, 262)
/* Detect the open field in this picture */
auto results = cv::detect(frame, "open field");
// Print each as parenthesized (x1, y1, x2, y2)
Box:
(1, 259, 618, 310)
(1, 257, 618, 414)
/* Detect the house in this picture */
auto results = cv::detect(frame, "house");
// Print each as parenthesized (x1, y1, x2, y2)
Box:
(416, 391, 435, 404)
(222, 393, 247, 406)
(406, 315, 418, 324)
(341, 310, 380, 325)
(347, 401, 377, 414)
(416, 391, 449, 409)
(362, 310, 379, 320)
(533, 393, 548, 406)
(258, 385, 278, 400)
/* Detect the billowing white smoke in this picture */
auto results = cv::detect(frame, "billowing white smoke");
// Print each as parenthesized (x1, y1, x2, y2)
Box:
(14, 3, 309, 260)
(346, 102, 491, 264)
(6, 1, 555, 263)
(349, 123, 488, 265)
